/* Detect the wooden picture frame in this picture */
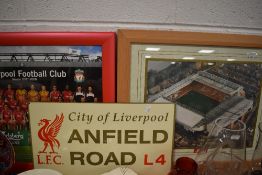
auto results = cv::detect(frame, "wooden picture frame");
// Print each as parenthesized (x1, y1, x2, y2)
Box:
(117, 29, 262, 159)
(117, 29, 262, 102)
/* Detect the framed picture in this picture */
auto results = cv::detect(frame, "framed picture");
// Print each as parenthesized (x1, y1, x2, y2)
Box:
(0, 32, 115, 173)
(117, 29, 262, 160)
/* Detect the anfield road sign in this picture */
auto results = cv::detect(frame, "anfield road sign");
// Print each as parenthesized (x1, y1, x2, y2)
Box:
(29, 103, 175, 175)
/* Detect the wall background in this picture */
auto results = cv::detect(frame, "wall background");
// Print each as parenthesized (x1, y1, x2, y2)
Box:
(0, 0, 261, 35)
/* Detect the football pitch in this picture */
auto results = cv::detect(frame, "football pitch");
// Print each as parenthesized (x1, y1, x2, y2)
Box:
(177, 90, 219, 115)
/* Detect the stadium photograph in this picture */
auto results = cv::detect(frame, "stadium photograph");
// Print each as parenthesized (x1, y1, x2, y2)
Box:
(146, 60, 262, 149)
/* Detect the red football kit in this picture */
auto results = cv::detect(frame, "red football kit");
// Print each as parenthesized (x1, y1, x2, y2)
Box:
(50, 91, 61, 102)
(7, 98, 17, 110)
(62, 90, 73, 102)
(4, 89, 14, 101)
(2, 109, 11, 123)
(20, 100, 29, 113)
(13, 110, 25, 124)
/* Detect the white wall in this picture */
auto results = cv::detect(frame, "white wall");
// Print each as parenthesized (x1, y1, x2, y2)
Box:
(0, 0, 262, 34)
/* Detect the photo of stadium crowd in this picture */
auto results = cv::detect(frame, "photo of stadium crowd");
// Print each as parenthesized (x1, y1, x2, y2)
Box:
(146, 60, 262, 149)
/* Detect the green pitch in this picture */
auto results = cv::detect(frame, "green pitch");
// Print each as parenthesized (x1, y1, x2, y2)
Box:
(177, 90, 219, 115)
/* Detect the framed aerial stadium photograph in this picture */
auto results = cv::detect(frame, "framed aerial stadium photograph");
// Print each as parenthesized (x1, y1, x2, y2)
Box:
(117, 29, 262, 160)
(0, 32, 115, 174)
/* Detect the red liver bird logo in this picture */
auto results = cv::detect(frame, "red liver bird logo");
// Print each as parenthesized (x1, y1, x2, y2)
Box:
(38, 114, 64, 154)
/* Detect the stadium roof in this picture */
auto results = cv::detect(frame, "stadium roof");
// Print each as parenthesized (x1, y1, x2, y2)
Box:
(148, 74, 197, 102)
(195, 71, 243, 95)
(153, 97, 171, 103)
